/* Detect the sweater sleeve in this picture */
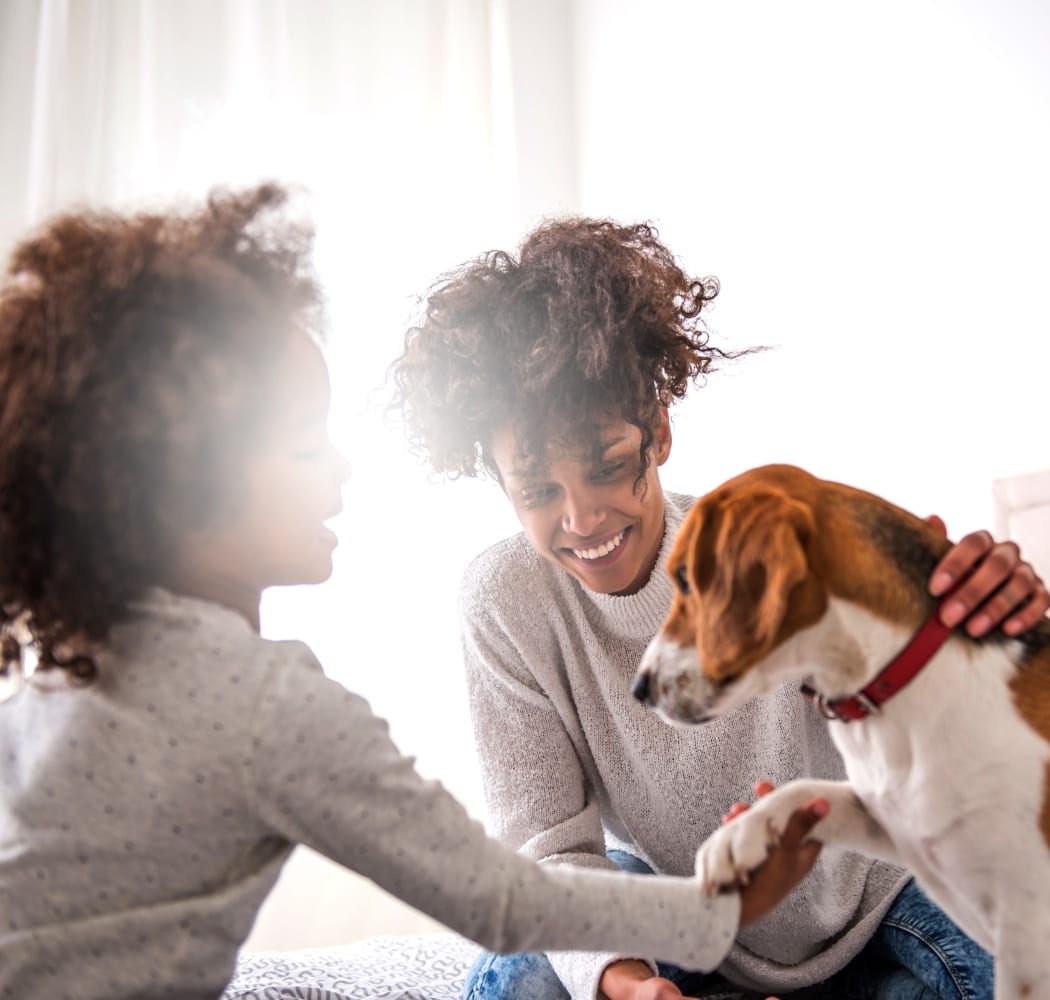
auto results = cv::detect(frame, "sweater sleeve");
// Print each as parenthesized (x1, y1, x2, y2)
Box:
(460, 570, 740, 999)
(246, 642, 739, 985)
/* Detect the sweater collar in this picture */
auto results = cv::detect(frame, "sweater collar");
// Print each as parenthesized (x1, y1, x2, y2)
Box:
(584, 493, 690, 641)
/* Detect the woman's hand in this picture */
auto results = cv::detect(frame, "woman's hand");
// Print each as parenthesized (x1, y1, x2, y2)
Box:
(925, 517, 1049, 637)
(597, 962, 784, 1000)
(597, 961, 693, 1000)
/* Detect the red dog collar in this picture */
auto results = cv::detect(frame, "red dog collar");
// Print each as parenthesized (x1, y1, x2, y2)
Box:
(800, 585, 963, 723)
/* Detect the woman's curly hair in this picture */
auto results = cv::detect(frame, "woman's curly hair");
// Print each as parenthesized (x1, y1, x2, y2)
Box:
(0, 183, 323, 681)
(390, 217, 736, 482)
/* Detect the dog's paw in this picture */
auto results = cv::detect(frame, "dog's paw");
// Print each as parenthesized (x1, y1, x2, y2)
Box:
(695, 803, 788, 894)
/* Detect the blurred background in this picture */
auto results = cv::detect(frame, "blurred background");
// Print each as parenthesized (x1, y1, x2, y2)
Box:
(2, 0, 1048, 950)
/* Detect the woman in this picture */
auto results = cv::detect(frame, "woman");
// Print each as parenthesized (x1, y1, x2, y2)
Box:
(390, 217, 1047, 1000)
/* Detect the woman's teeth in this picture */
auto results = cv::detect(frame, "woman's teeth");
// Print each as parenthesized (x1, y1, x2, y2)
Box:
(572, 529, 626, 560)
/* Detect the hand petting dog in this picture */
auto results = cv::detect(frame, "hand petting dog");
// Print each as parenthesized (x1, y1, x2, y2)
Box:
(924, 515, 1049, 636)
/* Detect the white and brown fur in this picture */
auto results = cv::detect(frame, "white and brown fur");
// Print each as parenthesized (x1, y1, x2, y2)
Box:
(635, 464, 1050, 1000)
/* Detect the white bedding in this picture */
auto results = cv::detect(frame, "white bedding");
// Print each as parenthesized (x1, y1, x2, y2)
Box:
(223, 933, 753, 1000)
(224, 933, 480, 1000)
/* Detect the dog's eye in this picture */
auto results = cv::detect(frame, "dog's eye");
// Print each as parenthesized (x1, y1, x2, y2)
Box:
(674, 565, 690, 594)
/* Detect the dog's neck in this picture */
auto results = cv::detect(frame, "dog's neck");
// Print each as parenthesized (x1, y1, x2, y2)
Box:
(792, 598, 954, 703)
(790, 597, 1034, 827)
(791, 597, 1025, 719)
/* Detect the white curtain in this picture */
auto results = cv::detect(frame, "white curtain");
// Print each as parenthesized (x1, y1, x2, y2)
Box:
(1, 0, 587, 948)
(0, 0, 586, 806)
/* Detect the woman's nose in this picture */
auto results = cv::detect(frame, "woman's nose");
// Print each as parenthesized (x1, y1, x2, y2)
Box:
(561, 489, 605, 537)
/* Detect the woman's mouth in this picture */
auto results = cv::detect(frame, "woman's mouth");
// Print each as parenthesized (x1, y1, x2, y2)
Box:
(567, 527, 630, 566)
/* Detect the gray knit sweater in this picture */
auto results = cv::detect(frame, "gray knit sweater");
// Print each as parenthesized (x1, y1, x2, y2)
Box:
(0, 588, 739, 999)
(460, 491, 910, 999)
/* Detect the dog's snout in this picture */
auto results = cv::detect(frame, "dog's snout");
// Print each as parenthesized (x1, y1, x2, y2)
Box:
(631, 670, 652, 704)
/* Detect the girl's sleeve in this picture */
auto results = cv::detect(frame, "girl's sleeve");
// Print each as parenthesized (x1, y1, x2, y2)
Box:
(246, 642, 740, 995)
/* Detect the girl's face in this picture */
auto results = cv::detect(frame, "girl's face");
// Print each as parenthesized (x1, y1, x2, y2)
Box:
(174, 334, 350, 623)
(491, 410, 672, 596)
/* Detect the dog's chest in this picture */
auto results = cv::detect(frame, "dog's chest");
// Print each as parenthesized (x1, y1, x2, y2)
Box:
(828, 647, 1050, 945)
(832, 663, 1037, 822)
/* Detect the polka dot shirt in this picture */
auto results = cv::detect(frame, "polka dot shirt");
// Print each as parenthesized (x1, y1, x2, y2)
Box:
(0, 588, 735, 998)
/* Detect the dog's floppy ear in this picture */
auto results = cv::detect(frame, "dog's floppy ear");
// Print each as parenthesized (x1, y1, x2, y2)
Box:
(690, 486, 825, 677)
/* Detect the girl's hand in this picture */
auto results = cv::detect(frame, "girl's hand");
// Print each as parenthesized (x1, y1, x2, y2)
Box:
(733, 794, 827, 927)
(600, 786, 797, 1000)
(720, 781, 827, 926)
(602, 785, 814, 1000)
(925, 516, 1049, 637)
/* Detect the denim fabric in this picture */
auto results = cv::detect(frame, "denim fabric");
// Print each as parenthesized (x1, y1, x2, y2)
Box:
(461, 854, 993, 1000)
(802, 878, 994, 1000)
(462, 850, 738, 999)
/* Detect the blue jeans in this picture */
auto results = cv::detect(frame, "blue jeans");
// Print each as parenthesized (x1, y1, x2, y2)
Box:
(462, 852, 994, 999)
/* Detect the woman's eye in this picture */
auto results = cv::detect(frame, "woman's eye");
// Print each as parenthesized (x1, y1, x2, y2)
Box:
(520, 486, 555, 508)
(674, 564, 690, 594)
(592, 462, 625, 482)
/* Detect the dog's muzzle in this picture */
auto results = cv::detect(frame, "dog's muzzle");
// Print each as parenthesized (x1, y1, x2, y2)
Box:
(633, 640, 721, 725)
(631, 670, 653, 704)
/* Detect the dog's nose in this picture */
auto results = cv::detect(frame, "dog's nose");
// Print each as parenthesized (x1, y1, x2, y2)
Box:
(631, 670, 652, 704)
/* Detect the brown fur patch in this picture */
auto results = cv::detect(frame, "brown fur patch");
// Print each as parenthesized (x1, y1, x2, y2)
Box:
(671, 465, 961, 684)
(1009, 625, 1050, 855)
(707, 465, 950, 631)
(671, 479, 827, 681)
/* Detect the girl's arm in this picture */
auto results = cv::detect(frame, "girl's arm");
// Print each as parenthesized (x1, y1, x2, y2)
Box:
(246, 642, 743, 976)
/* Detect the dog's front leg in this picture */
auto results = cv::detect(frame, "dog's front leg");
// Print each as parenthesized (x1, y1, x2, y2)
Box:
(695, 779, 899, 894)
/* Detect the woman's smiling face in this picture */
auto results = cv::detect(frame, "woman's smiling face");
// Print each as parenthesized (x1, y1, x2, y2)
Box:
(491, 410, 672, 596)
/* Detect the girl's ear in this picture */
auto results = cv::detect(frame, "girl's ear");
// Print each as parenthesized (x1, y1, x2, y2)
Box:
(654, 407, 672, 466)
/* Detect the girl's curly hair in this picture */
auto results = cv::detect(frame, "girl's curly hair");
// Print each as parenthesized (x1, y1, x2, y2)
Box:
(390, 217, 737, 482)
(0, 184, 323, 681)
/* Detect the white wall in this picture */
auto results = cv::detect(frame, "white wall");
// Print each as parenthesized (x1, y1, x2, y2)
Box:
(572, 0, 1050, 534)
(994, 468, 1050, 580)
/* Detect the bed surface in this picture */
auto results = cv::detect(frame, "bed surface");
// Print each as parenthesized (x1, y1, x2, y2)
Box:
(224, 934, 479, 1000)
(223, 933, 753, 1000)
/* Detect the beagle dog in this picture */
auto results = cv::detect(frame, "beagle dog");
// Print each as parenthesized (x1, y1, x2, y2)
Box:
(633, 464, 1050, 1000)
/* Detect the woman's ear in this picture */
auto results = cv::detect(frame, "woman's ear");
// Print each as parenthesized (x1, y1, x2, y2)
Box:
(654, 407, 672, 466)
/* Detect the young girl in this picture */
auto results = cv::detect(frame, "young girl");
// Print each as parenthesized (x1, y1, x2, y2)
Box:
(389, 217, 1049, 1000)
(0, 187, 825, 999)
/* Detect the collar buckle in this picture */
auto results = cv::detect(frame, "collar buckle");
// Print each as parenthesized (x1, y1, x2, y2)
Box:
(812, 692, 841, 721)
(854, 691, 881, 717)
